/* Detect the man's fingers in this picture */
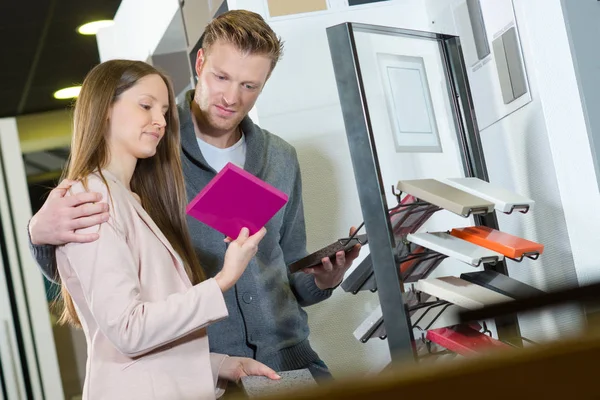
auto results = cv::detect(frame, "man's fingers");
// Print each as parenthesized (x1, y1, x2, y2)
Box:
(65, 192, 104, 208)
(335, 252, 345, 268)
(62, 232, 100, 244)
(347, 244, 361, 262)
(47, 183, 72, 200)
(321, 258, 334, 272)
(56, 179, 75, 189)
(69, 202, 109, 219)
(68, 213, 109, 231)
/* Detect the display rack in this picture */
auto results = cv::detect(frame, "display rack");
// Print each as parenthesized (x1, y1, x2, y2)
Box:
(326, 21, 536, 363)
(406, 232, 504, 267)
(443, 177, 534, 214)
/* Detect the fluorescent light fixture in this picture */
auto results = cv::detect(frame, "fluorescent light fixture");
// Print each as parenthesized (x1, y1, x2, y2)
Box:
(77, 20, 114, 35)
(54, 86, 81, 100)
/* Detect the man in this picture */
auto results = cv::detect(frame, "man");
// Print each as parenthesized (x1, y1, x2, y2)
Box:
(28, 10, 359, 380)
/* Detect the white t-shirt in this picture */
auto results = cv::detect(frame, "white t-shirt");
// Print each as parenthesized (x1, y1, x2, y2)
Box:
(196, 133, 247, 172)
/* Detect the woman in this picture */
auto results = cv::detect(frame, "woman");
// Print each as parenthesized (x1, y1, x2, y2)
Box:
(54, 59, 278, 400)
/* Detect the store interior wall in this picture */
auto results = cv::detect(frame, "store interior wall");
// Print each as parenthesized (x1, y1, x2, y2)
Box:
(425, 0, 588, 342)
(561, 0, 600, 191)
(558, 0, 600, 286)
(503, 0, 600, 298)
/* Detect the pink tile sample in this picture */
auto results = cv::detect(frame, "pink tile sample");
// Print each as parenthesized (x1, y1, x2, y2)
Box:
(186, 162, 289, 239)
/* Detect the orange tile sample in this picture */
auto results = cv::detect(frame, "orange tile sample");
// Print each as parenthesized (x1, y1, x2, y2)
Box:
(450, 226, 544, 259)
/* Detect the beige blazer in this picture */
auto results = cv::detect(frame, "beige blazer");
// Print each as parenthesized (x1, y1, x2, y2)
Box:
(56, 170, 230, 400)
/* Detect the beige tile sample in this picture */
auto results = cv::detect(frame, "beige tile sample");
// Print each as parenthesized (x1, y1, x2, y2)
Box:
(415, 276, 513, 310)
(267, 0, 328, 17)
(397, 179, 494, 217)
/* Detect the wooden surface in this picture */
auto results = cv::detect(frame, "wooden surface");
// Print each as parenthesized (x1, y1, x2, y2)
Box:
(230, 328, 600, 399)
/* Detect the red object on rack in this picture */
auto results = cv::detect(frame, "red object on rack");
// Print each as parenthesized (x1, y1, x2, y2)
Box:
(450, 226, 544, 260)
(426, 324, 512, 356)
(400, 246, 426, 274)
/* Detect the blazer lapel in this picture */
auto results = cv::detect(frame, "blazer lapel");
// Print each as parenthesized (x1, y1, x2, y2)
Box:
(100, 170, 193, 288)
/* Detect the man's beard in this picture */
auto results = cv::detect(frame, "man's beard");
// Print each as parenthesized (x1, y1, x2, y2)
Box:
(205, 110, 241, 133)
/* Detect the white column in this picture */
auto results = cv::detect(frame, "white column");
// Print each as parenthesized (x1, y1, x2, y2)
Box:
(96, 0, 181, 62)
(0, 117, 64, 399)
(516, 0, 600, 286)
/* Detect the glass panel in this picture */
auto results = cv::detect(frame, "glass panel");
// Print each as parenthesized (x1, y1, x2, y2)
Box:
(0, 155, 28, 400)
(2, 117, 64, 399)
(0, 317, 24, 399)
(351, 27, 476, 279)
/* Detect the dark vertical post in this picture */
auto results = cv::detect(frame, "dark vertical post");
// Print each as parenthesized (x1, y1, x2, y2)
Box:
(327, 23, 416, 362)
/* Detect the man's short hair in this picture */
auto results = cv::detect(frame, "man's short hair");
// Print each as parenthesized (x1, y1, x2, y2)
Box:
(202, 10, 284, 72)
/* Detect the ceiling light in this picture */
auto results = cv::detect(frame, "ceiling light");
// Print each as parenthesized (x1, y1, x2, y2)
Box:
(77, 20, 114, 35)
(54, 86, 81, 100)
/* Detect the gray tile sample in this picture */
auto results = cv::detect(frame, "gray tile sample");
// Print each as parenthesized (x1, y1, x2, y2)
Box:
(493, 26, 528, 104)
(493, 34, 514, 104)
(466, 0, 490, 60)
(503, 27, 527, 99)
(241, 369, 317, 398)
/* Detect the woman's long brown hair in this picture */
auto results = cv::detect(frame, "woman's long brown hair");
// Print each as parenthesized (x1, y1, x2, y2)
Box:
(57, 60, 205, 327)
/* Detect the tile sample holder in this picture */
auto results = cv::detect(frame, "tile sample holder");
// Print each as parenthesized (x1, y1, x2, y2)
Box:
(353, 304, 387, 343)
(398, 244, 447, 283)
(389, 193, 441, 238)
(354, 291, 435, 343)
(342, 193, 443, 295)
(342, 242, 446, 295)
(444, 177, 534, 214)
(426, 324, 513, 356)
(354, 293, 468, 343)
(341, 255, 378, 294)
(460, 270, 546, 300)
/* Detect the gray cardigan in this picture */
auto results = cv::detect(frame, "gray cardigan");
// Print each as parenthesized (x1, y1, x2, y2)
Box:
(30, 91, 333, 371)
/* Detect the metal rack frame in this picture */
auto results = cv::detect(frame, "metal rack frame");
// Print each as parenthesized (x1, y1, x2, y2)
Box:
(326, 22, 521, 364)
